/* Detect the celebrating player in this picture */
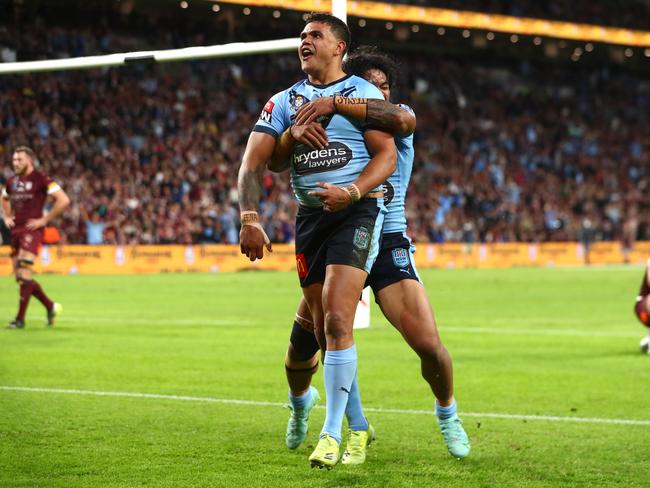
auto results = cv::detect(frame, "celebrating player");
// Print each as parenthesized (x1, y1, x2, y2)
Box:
(1, 146, 70, 329)
(238, 14, 396, 469)
(273, 46, 470, 463)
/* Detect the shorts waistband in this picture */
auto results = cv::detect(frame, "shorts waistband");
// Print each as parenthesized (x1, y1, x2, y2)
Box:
(364, 191, 384, 199)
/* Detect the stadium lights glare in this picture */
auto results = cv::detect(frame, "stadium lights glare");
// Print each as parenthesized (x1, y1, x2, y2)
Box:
(210, 0, 650, 47)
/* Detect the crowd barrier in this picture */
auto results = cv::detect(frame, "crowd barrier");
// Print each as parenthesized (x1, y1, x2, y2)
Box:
(1, 242, 648, 275)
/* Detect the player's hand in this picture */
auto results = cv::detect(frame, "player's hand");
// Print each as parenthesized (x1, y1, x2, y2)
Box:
(239, 223, 272, 261)
(290, 122, 328, 150)
(308, 182, 352, 212)
(295, 97, 335, 126)
(26, 217, 46, 230)
(3, 216, 15, 228)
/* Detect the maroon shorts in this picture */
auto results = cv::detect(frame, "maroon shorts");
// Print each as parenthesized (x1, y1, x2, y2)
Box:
(10, 228, 43, 257)
(635, 296, 650, 327)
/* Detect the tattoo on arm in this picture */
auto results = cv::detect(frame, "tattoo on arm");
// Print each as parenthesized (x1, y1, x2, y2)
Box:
(238, 165, 265, 211)
(366, 100, 410, 135)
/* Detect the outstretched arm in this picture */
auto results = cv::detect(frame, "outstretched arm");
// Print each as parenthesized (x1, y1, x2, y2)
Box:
(295, 96, 416, 136)
(238, 131, 275, 261)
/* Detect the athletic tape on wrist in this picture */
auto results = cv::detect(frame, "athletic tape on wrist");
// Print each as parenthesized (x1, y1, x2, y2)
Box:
(240, 211, 259, 224)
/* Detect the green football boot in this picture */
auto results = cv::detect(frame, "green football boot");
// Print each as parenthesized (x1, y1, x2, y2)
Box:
(341, 422, 375, 465)
(438, 414, 470, 458)
(309, 433, 340, 469)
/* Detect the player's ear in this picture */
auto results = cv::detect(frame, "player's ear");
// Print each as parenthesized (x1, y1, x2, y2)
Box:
(335, 40, 347, 57)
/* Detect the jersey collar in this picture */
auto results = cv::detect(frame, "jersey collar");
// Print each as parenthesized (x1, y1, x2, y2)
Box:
(306, 73, 352, 89)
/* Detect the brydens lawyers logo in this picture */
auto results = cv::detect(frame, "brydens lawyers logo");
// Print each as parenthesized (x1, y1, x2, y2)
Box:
(259, 100, 274, 123)
(296, 253, 308, 278)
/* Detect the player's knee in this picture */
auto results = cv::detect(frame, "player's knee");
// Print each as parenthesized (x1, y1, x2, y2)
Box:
(410, 334, 445, 359)
(16, 259, 33, 281)
(324, 310, 351, 340)
(289, 321, 321, 361)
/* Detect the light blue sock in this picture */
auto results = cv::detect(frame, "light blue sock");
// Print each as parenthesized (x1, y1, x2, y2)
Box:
(435, 399, 457, 420)
(321, 345, 357, 443)
(289, 387, 313, 410)
(345, 374, 369, 431)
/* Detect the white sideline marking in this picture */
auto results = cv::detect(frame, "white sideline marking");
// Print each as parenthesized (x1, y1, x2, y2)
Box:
(2, 386, 649, 426)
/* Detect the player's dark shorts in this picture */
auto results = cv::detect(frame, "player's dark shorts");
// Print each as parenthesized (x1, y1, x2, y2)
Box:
(295, 198, 386, 287)
(635, 295, 650, 327)
(10, 227, 43, 256)
(366, 232, 421, 296)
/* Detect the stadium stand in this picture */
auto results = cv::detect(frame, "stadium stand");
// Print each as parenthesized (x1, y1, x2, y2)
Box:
(0, 3, 648, 245)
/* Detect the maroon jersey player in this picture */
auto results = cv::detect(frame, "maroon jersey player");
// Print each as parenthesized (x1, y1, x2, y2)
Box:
(1, 146, 70, 329)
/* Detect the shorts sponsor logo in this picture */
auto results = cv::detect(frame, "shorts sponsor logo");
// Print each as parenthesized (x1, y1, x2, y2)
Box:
(259, 100, 274, 123)
(353, 226, 370, 250)
(296, 253, 308, 278)
(292, 142, 352, 175)
(392, 248, 409, 268)
(381, 180, 395, 206)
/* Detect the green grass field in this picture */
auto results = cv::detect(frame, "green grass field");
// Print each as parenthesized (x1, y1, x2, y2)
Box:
(1, 267, 649, 487)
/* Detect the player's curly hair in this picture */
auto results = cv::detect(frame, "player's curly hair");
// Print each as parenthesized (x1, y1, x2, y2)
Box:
(343, 45, 399, 89)
(304, 13, 351, 56)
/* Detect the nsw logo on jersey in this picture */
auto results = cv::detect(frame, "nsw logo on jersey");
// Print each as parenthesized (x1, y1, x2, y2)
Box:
(292, 142, 352, 175)
(259, 100, 274, 123)
(392, 248, 410, 268)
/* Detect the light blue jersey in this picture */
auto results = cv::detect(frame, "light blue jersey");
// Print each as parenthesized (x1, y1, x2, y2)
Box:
(382, 104, 415, 235)
(253, 74, 384, 207)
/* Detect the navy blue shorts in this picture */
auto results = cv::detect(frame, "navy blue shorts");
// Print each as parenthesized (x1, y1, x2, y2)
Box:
(366, 232, 421, 296)
(295, 198, 386, 287)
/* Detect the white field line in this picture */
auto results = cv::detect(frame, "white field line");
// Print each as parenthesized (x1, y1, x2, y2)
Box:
(2, 386, 649, 426)
(57, 317, 637, 337)
(62, 317, 253, 326)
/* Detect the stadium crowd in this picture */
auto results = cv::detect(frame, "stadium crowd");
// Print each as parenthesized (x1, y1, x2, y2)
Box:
(0, 18, 648, 245)
(393, 0, 650, 30)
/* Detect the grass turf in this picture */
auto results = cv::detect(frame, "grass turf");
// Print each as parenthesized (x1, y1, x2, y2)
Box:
(1, 266, 648, 487)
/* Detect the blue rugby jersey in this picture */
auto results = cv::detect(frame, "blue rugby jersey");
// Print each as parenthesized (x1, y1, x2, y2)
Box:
(253, 74, 384, 208)
(381, 103, 415, 234)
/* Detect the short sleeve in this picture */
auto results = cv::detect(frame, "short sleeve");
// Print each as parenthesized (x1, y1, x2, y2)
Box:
(397, 103, 416, 118)
(253, 90, 290, 139)
(356, 80, 384, 101)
